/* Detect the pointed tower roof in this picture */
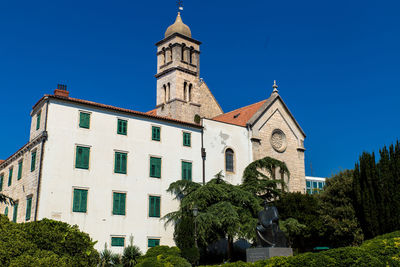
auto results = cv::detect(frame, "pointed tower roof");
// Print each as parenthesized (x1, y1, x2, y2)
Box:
(165, 12, 192, 38)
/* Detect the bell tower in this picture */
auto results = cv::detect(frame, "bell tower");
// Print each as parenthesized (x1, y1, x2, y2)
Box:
(155, 12, 203, 122)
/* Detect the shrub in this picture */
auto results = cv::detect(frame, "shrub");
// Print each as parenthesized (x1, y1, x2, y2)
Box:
(136, 245, 191, 267)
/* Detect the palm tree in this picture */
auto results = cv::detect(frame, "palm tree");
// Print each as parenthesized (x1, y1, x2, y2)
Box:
(99, 243, 115, 267)
(121, 235, 142, 267)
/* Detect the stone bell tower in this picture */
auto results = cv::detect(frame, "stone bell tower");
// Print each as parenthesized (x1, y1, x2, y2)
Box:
(155, 12, 223, 123)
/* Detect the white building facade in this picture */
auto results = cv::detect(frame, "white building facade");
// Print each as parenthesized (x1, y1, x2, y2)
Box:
(0, 12, 307, 253)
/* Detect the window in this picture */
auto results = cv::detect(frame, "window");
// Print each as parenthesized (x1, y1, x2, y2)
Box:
(183, 132, 191, 147)
(4, 206, 8, 216)
(152, 126, 160, 141)
(149, 196, 160, 218)
(113, 192, 126, 215)
(0, 174, 3, 191)
(31, 151, 36, 172)
(17, 161, 23, 180)
(148, 238, 160, 248)
(79, 112, 90, 129)
(306, 181, 311, 188)
(12, 203, 18, 222)
(75, 146, 90, 169)
(73, 189, 88, 213)
(26, 196, 32, 221)
(117, 119, 127, 135)
(114, 152, 127, 174)
(36, 111, 41, 130)
(8, 168, 13, 186)
(111, 237, 125, 247)
(150, 157, 161, 178)
(225, 149, 234, 172)
(182, 161, 192, 181)
(318, 182, 324, 189)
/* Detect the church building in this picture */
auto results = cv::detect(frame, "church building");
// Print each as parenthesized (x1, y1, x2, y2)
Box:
(0, 12, 306, 252)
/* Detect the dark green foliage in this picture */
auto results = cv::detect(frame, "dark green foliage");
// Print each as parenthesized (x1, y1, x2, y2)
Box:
(353, 141, 400, 239)
(164, 173, 261, 261)
(242, 157, 290, 202)
(181, 247, 200, 265)
(121, 236, 142, 267)
(200, 231, 400, 267)
(136, 245, 191, 267)
(319, 170, 364, 247)
(0, 215, 99, 266)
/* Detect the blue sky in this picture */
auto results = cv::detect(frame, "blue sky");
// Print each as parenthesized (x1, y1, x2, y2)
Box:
(0, 0, 399, 177)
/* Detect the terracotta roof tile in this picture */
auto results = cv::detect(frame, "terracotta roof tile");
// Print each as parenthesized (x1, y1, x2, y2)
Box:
(212, 99, 267, 126)
(0, 160, 4, 164)
(146, 109, 157, 116)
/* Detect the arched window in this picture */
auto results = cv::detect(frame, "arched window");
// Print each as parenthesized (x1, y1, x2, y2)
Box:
(225, 148, 234, 172)
(183, 82, 187, 101)
(181, 44, 186, 61)
(167, 83, 170, 101)
(188, 83, 192, 102)
(189, 47, 194, 64)
(163, 85, 167, 103)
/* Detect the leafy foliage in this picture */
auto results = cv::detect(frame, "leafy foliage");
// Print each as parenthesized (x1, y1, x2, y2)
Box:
(0, 215, 99, 266)
(136, 245, 191, 267)
(0, 193, 14, 205)
(164, 172, 261, 261)
(121, 236, 142, 267)
(242, 157, 290, 202)
(279, 218, 306, 247)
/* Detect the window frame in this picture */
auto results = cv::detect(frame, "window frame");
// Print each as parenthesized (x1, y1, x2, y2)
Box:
(149, 156, 162, 178)
(79, 111, 91, 129)
(112, 191, 127, 216)
(72, 188, 88, 213)
(181, 161, 192, 181)
(117, 119, 128, 135)
(111, 236, 125, 247)
(148, 195, 161, 218)
(75, 145, 91, 170)
(151, 126, 161, 141)
(17, 160, 23, 180)
(148, 238, 160, 248)
(0, 173, 3, 191)
(36, 111, 41, 130)
(8, 167, 13, 187)
(225, 148, 235, 173)
(183, 132, 191, 147)
(31, 150, 37, 172)
(114, 151, 128, 174)
(25, 196, 32, 221)
(12, 202, 18, 222)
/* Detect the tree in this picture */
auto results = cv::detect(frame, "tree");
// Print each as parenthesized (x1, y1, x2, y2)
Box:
(242, 157, 290, 202)
(319, 170, 363, 247)
(279, 218, 306, 247)
(121, 236, 142, 267)
(164, 172, 261, 262)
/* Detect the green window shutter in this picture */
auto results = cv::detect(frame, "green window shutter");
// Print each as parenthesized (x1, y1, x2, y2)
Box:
(152, 126, 160, 141)
(117, 119, 127, 135)
(12, 203, 18, 222)
(31, 151, 36, 172)
(36, 112, 41, 130)
(0, 174, 3, 191)
(183, 132, 191, 147)
(76, 146, 90, 169)
(111, 237, 125, 247)
(114, 152, 127, 174)
(73, 189, 87, 213)
(182, 162, 192, 181)
(150, 157, 161, 178)
(17, 161, 23, 180)
(113, 192, 126, 215)
(79, 112, 90, 129)
(25, 197, 32, 221)
(149, 196, 160, 218)
(4, 207, 8, 216)
(8, 168, 13, 186)
(148, 238, 160, 248)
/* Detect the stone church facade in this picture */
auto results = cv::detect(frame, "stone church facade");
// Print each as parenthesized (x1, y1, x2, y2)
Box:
(0, 12, 306, 252)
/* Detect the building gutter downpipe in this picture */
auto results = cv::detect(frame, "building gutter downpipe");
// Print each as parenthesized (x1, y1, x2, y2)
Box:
(34, 98, 49, 221)
(201, 120, 206, 185)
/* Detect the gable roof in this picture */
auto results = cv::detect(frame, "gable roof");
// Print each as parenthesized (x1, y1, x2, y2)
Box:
(212, 99, 268, 127)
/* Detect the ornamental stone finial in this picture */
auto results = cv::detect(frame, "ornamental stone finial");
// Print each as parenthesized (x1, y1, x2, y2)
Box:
(272, 80, 279, 94)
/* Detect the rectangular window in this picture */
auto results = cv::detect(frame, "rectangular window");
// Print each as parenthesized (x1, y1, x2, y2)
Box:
(114, 152, 127, 174)
(318, 182, 324, 189)
(26, 197, 32, 221)
(8, 168, 13, 186)
(0, 174, 3, 191)
(183, 132, 191, 147)
(306, 181, 311, 188)
(312, 181, 317, 189)
(17, 161, 23, 180)
(117, 119, 127, 135)
(148, 238, 160, 248)
(79, 112, 90, 129)
(152, 126, 160, 141)
(36, 111, 41, 130)
(12, 203, 18, 222)
(31, 151, 37, 172)
(75, 146, 90, 169)
(73, 189, 88, 213)
(149, 157, 161, 178)
(149, 196, 160, 218)
(182, 161, 192, 181)
(111, 237, 125, 247)
(113, 192, 126, 215)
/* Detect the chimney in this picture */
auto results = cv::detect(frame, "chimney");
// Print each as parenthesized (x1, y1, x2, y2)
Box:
(54, 84, 69, 97)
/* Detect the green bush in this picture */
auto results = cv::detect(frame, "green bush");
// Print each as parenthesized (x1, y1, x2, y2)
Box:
(199, 231, 400, 267)
(0, 215, 99, 266)
(136, 245, 191, 267)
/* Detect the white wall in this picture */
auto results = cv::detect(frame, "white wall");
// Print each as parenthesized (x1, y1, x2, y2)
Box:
(202, 119, 252, 185)
(38, 99, 202, 253)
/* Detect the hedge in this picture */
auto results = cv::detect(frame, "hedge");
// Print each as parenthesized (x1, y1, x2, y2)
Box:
(200, 231, 400, 267)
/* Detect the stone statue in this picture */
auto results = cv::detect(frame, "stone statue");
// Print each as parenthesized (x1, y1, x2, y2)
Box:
(256, 203, 287, 247)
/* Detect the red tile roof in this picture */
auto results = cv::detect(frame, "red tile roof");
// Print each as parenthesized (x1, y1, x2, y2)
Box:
(0, 160, 4, 164)
(33, 95, 202, 128)
(146, 109, 157, 116)
(212, 99, 267, 126)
